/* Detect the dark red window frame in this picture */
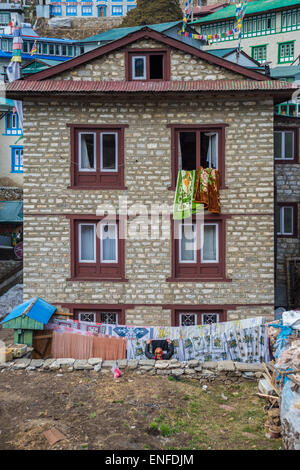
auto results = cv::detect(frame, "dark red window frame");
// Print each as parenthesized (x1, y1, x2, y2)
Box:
(168, 214, 230, 282)
(167, 124, 228, 190)
(67, 124, 128, 190)
(276, 202, 298, 238)
(125, 48, 170, 81)
(67, 214, 127, 282)
(74, 306, 125, 325)
(172, 306, 227, 326)
(274, 127, 299, 164)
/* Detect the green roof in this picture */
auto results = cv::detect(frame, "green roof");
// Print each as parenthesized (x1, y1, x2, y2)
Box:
(208, 48, 236, 58)
(271, 65, 300, 79)
(22, 59, 65, 75)
(80, 21, 182, 43)
(191, 0, 300, 24)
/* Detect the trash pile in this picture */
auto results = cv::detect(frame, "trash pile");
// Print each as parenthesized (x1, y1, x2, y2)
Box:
(259, 310, 300, 447)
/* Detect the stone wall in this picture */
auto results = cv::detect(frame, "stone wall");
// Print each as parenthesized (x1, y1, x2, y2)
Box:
(55, 38, 245, 81)
(22, 93, 275, 323)
(0, 187, 23, 201)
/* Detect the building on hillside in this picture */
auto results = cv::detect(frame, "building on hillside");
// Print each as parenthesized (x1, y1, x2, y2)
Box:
(78, 21, 205, 53)
(37, 0, 137, 19)
(0, 3, 24, 34)
(6, 26, 298, 325)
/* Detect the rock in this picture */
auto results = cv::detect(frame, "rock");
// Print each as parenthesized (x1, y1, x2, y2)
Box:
(74, 360, 93, 370)
(171, 368, 184, 376)
(139, 360, 155, 366)
(234, 362, 264, 372)
(202, 361, 218, 369)
(217, 361, 235, 371)
(167, 362, 182, 369)
(127, 360, 139, 369)
(242, 371, 256, 380)
(194, 366, 203, 372)
(30, 359, 44, 368)
(201, 369, 216, 376)
(0, 361, 14, 369)
(117, 359, 128, 369)
(13, 358, 31, 369)
(26, 366, 36, 371)
(184, 368, 196, 375)
(56, 358, 75, 367)
(187, 360, 199, 368)
(49, 361, 60, 370)
(101, 360, 117, 368)
(88, 358, 102, 366)
(140, 366, 154, 372)
(94, 363, 102, 372)
(43, 359, 55, 370)
(156, 369, 170, 375)
(155, 362, 169, 369)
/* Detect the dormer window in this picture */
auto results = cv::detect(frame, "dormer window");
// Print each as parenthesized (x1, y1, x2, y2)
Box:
(126, 49, 170, 81)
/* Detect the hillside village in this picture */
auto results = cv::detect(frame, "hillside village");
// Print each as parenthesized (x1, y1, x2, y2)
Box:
(0, 0, 299, 454)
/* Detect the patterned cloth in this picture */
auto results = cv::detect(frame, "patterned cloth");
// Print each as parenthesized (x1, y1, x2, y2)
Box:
(173, 170, 200, 220)
(46, 317, 269, 363)
(194, 167, 220, 214)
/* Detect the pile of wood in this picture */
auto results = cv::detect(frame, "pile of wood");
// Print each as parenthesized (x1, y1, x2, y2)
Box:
(257, 363, 281, 438)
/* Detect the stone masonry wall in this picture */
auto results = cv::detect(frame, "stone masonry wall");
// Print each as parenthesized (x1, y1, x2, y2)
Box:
(55, 38, 245, 82)
(274, 122, 300, 306)
(22, 94, 275, 324)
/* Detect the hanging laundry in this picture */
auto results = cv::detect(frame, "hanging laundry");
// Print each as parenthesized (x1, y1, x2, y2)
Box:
(173, 170, 202, 220)
(194, 167, 220, 214)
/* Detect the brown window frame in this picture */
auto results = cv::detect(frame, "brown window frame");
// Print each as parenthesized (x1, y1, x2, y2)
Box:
(274, 127, 299, 164)
(125, 48, 170, 81)
(68, 215, 127, 282)
(67, 124, 128, 190)
(276, 202, 298, 238)
(172, 306, 227, 326)
(167, 124, 228, 190)
(168, 214, 230, 282)
(74, 307, 125, 325)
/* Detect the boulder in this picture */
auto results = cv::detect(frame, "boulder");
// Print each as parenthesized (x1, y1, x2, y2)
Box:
(56, 358, 75, 367)
(74, 360, 93, 370)
(30, 359, 44, 368)
(217, 361, 235, 371)
(13, 358, 31, 369)
(88, 358, 102, 366)
(234, 362, 264, 372)
(171, 368, 184, 376)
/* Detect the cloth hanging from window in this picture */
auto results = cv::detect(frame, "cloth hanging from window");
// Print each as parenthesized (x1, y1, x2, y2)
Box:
(81, 136, 92, 169)
(194, 167, 220, 214)
(173, 170, 202, 220)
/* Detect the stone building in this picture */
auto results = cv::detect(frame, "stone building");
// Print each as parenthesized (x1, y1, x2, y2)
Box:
(6, 27, 297, 326)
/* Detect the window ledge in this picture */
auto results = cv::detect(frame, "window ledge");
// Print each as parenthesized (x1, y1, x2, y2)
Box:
(166, 277, 232, 283)
(67, 277, 128, 283)
(67, 185, 128, 190)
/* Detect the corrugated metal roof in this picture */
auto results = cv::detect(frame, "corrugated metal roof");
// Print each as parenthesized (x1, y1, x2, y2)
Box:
(6, 79, 298, 95)
(191, 0, 300, 24)
(1, 297, 56, 325)
(0, 201, 23, 223)
(271, 65, 300, 79)
(80, 21, 181, 43)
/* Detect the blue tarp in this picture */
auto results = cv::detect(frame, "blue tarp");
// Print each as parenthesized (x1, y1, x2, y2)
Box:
(0, 201, 23, 223)
(1, 297, 56, 325)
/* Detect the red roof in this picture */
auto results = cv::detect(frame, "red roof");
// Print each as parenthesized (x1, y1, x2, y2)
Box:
(187, 3, 227, 16)
(6, 79, 298, 96)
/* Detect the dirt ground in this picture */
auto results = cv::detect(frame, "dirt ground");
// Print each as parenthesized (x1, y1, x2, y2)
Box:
(0, 368, 283, 451)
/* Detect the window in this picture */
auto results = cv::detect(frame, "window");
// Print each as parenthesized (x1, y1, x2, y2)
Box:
(1, 39, 8, 51)
(127, 49, 170, 81)
(74, 307, 124, 324)
(5, 112, 22, 136)
(282, 8, 300, 32)
(168, 124, 226, 189)
(50, 5, 62, 16)
(66, 6, 77, 16)
(112, 5, 123, 15)
(170, 217, 226, 281)
(278, 41, 294, 63)
(0, 13, 10, 25)
(173, 308, 226, 326)
(69, 125, 127, 189)
(10, 146, 23, 173)
(82, 6, 92, 16)
(252, 45, 267, 63)
(276, 204, 298, 238)
(274, 129, 298, 163)
(70, 217, 125, 281)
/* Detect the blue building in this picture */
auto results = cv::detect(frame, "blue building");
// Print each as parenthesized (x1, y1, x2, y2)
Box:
(37, 0, 137, 19)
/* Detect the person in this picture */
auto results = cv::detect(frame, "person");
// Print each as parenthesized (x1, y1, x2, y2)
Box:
(145, 338, 174, 360)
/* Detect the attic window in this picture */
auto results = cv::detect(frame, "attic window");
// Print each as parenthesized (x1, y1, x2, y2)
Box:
(127, 49, 170, 81)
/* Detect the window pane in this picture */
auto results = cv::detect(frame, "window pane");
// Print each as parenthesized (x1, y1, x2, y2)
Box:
(284, 132, 293, 158)
(202, 225, 217, 261)
(201, 132, 218, 169)
(100, 312, 118, 324)
(179, 132, 196, 170)
(133, 57, 145, 78)
(180, 313, 196, 326)
(80, 133, 95, 169)
(101, 133, 117, 170)
(149, 54, 163, 79)
(283, 207, 293, 234)
(180, 224, 196, 262)
(202, 313, 219, 325)
(79, 312, 96, 322)
(274, 132, 282, 159)
(101, 224, 117, 262)
(80, 225, 95, 261)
